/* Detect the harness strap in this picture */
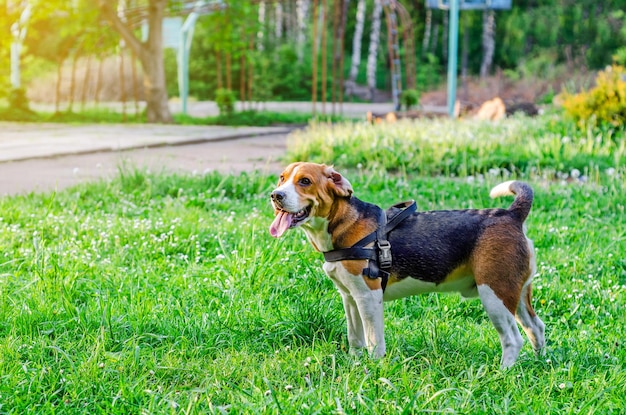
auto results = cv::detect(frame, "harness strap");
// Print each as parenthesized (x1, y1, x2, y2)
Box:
(322, 200, 416, 292)
(349, 200, 417, 248)
(323, 247, 376, 262)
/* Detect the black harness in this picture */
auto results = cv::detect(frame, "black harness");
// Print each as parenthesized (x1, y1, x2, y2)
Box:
(323, 200, 417, 292)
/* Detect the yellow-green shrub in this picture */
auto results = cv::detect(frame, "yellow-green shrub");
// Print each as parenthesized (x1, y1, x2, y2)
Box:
(560, 65, 626, 128)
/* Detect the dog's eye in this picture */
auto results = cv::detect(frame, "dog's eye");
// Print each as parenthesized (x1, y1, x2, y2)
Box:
(279, 175, 285, 183)
(299, 177, 312, 186)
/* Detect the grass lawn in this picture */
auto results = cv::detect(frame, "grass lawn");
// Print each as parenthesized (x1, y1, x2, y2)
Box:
(0, 116, 625, 413)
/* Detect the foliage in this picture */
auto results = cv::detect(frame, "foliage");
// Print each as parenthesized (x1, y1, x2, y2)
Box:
(400, 89, 420, 110)
(560, 65, 626, 129)
(174, 110, 348, 126)
(0, 87, 36, 121)
(0, 107, 145, 123)
(413, 53, 443, 93)
(0, 105, 346, 126)
(495, 2, 626, 72)
(287, 114, 625, 176)
(0, 164, 624, 412)
(266, 44, 312, 101)
(8, 87, 30, 111)
(215, 88, 237, 116)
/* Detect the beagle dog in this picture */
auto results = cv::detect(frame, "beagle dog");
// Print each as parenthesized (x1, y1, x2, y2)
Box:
(269, 162, 545, 368)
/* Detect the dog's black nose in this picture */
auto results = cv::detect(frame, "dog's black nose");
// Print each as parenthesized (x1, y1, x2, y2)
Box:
(271, 191, 285, 202)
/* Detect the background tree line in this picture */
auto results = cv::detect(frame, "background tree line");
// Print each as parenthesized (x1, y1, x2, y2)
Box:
(2, 0, 626, 119)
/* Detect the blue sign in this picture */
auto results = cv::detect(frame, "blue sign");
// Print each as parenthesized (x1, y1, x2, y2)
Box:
(426, 0, 512, 9)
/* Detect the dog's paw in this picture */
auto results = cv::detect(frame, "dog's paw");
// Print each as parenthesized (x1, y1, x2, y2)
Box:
(349, 347, 366, 357)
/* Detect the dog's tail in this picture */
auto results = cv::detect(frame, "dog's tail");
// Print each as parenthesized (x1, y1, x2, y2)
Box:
(490, 180, 533, 222)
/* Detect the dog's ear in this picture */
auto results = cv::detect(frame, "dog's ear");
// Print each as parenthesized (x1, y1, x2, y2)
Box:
(326, 166, 353, 197)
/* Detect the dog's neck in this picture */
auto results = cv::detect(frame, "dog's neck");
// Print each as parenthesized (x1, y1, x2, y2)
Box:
(301, 196, 379, 252)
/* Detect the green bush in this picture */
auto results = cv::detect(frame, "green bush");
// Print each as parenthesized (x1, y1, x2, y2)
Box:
(560, 65, 626, 129)
(215, 88, 236, 115)
(400, 89, 420, 110)
(8, 87, 30, 111)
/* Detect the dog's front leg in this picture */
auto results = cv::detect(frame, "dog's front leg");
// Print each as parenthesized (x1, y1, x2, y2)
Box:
(338, 292, 367, 353)
(353, 288, 385, 358)
(325, 262, 385, 357)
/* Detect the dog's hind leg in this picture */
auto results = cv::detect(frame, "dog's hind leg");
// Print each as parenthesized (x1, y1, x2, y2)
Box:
(477, 284, 524, 368)
(515, 282, 545, 356)
(515, 238, 546, 355)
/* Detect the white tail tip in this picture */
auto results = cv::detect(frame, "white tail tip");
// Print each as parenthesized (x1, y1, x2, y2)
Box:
(490, 180, 516, 198)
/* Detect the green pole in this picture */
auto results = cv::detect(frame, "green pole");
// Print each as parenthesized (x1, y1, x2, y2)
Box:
(178, 12, 198, 115)
(446, 0, 460, 118)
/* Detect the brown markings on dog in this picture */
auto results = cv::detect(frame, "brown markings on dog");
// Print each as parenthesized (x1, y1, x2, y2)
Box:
(524, 284, 538, 318)
(361, 273, 383, 290)
(471, 223, 529, 314)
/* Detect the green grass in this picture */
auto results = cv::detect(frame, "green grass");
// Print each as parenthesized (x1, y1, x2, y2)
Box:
(0, 164, 624, 413)
(0, 106, 349, 126)
(286, 114, 626, 176)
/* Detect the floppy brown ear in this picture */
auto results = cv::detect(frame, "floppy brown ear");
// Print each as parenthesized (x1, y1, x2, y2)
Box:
(326, 166, 353, 197)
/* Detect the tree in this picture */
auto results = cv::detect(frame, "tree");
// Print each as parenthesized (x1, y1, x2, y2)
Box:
(480, 9, 495, 79)
(99, 0, 173, 123)
(346, 0, 365, 95)
(366, 0, 382, 101)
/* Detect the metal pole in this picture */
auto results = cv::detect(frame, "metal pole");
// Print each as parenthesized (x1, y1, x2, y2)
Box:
(177, 0, 226, 115)
(446, 0, 459, 118)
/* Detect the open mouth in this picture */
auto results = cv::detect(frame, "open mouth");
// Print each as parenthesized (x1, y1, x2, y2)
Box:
(269, 205, 311, 238)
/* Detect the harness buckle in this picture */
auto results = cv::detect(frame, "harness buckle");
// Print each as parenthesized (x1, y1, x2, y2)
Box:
(377, 240, 392, 269)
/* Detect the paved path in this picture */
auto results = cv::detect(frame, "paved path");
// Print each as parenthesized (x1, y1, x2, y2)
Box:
(0, 101, 424, 196)
(0, 123, 292, 196)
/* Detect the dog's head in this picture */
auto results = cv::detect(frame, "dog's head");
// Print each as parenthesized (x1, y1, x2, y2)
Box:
(269, 162, 353, 238)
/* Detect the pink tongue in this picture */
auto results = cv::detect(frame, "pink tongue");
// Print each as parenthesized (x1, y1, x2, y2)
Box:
(269, 211, 293, 238)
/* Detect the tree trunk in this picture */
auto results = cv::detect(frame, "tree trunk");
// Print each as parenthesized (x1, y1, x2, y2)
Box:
(247, 36, 254, 104)
(480, 9, 495, 79)
(422, 8, 431, 58)
(331, 0, 339, 110)
(257, 1, 265, 51)
(442, 10, 448, 64)
(366, 0, 382, 101)
(119, 49, 127, 121)
(216, 50, 223, 89)
(81, 54, 92, 111)
(226, 52, 232, 90)
(321, 0, 327, 113)
(55, 59, 63, 113)
(274, 1, 283, 40)
(240, 50, 246, 109)
(337, 0, 349, 109)
(99, 0, 173, 123)
(347, 0, 365, 95)
(95, 54, 103, 106)
(69, 50, 79, 112)
(296, 0, 309, 62)
(431, 20, 439, 55)
(311, 0, 319, 113)
(131, 51, 139, 116)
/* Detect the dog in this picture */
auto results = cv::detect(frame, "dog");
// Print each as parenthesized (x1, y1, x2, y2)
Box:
(269, 162, 545, 368)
